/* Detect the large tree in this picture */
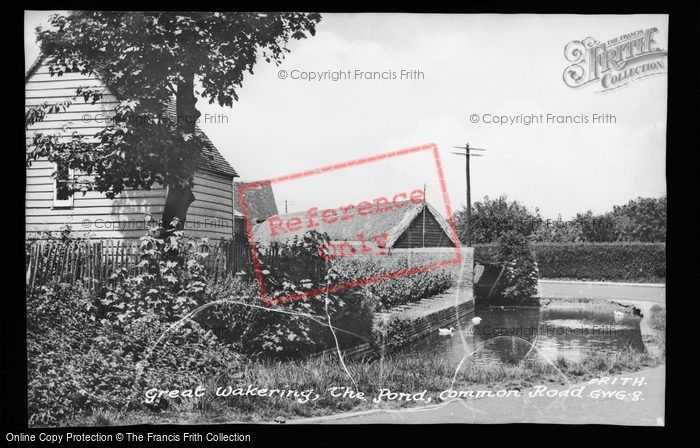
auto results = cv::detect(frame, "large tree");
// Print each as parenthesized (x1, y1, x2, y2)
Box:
(574, 196, 667, 243)
(26, 11, 321, 232)
(452, 195, 542, 244)
(609, 196, 667, 242)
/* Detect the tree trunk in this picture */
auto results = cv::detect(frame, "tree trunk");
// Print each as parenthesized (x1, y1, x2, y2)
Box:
(162, 72, 200, 234)
(162, 184, 196, 232)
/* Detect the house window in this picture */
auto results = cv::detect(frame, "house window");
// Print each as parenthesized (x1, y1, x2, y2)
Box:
(53, 163, 74, 208)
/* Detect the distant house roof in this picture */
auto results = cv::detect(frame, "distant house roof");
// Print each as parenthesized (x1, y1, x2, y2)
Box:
(234, 180, 279, 222)
(252, 200, 459, 249)
(25, 55, 237, 179)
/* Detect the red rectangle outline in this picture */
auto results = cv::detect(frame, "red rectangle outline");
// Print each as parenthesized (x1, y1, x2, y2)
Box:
(238, 143, 463, 306)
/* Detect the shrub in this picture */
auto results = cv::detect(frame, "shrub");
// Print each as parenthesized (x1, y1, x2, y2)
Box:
(200, 279, 321, 360)
(204, 231, 377, 359)
(334, 255, 455, 310)
(26, 281, 241, 426)
(534, 242, 665, 282)
(371, 314, 414, 351)
(475, 242, 665, 283)
(26, 230, 242, 426)
(495, 231, 538, 304)
(473, 244, 500, 266)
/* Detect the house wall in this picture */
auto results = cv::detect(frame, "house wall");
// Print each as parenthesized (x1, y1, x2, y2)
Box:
(26, 59, 118, 145)
(186, 170, 235, 240)
(393, 209, 457, 248)
(26, 58, 234, 241)
(26, 165, 234, 241)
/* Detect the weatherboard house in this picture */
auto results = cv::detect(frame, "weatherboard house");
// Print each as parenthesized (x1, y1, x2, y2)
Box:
(252, 199, 460, 256)
(25, 56, 238, 241)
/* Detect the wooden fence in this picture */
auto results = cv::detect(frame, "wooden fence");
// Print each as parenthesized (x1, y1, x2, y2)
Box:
(25, 238, 328, 289)
(25, 237, 256, 289)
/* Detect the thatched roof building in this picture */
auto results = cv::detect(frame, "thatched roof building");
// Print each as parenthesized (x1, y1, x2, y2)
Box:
(252, 200, 459, 250)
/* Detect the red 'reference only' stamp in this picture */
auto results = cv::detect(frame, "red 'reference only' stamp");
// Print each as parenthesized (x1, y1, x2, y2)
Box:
(238, 143, 461, 306)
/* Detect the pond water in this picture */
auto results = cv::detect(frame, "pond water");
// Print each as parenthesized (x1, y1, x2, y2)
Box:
(398, 306, 643, 366)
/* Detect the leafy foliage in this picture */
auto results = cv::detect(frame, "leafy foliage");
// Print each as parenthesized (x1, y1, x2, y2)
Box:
(27, 12, 321, 203)
(454, 195, 666, 244)
(495, 231, 539, 304)
(26, 227, 461, 425)
(334, 255, 455, 310)
(26, 230, 242, 426)
(452, 195, 541, 244)
(573, 196, 667, 243)
(530, 214, 585, 243)
(570, 210, 618, 242)
(99, 230, 211, 324)
(475, 242, 666, 283)
(202, 231, 375, 359)
(534, 242, 665, 283)
(372, 315, 414, 351)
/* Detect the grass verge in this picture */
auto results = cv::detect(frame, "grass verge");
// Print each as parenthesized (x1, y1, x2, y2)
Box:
(60, 342, 662, 427)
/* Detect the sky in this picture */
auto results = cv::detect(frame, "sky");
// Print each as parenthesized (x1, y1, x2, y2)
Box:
(25, 12, 668, 221)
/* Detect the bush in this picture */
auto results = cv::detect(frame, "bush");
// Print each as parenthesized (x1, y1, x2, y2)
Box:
(475, 242, 665, 283)
(495, 231, 538, 304)
(26, 281, 241, 426)
(199, 278, 321, 360)
(371, 314, 413, 351)
(334, 255, 455, 310)
(534, 242, 665, 282)
(204, 231, 377, 359)
(26, 230, 242, 426)
(473, 244, 500, 266)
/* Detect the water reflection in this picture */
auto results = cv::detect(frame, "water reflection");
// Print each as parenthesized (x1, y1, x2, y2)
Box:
(398, 306, 643, 366)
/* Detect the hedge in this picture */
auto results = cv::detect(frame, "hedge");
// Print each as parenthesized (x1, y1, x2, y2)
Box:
(333, 252, 456, 310)
(474, 242, 665, 283)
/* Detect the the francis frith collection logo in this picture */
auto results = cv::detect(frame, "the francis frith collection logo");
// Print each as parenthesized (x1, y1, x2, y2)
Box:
(563, 27, 667, 93)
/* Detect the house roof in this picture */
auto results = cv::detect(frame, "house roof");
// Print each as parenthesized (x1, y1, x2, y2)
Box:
(162, 101, 237, 178)
(252, 200, 459, 249)
(25, 55, 237, 178)
(234, 180, 279, 222)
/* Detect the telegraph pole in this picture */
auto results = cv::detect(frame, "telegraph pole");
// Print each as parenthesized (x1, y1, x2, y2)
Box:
(452, 143, 485, 247)
(276, 200, 295, 213)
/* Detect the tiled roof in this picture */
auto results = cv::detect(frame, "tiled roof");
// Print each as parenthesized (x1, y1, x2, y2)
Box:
(161, 102, 238, 178)
(234, 180, 279, 222)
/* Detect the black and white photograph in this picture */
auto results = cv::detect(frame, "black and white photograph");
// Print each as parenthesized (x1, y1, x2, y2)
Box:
(21, 10, 667, 435)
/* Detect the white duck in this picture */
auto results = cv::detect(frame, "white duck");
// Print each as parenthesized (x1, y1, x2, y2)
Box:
(472, 317, 482, 325)
(438, 326, 455, 335)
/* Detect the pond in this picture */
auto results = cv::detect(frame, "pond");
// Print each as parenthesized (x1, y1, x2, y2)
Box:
(398, 305, 644, 366)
